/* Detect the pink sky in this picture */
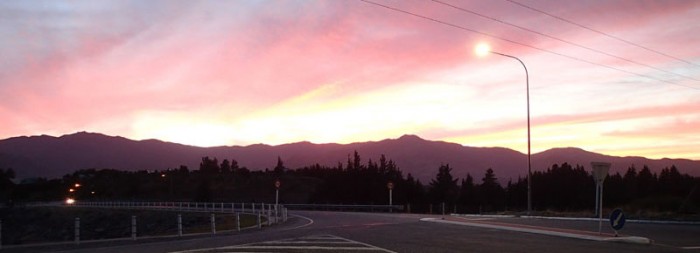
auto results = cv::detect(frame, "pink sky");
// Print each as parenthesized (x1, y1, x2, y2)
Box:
(1, 0, 699, 160)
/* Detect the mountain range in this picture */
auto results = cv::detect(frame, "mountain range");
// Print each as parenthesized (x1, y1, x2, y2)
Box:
(1, 132, 698, 182)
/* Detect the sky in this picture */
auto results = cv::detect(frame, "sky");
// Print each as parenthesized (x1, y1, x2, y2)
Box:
(1, 0, 699, 160)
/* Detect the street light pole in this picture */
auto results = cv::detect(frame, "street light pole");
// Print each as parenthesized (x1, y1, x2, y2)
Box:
(476, 44, 532, 214)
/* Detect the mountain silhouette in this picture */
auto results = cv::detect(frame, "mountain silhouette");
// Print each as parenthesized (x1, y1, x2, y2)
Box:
(1, 132, 698, 182)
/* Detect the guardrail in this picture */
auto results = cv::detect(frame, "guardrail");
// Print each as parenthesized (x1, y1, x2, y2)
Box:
(70, 201, 286, 217)
(0, 201, 288, 250)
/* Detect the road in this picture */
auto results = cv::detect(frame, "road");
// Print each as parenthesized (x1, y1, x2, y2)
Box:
(11, 211, 698, 253)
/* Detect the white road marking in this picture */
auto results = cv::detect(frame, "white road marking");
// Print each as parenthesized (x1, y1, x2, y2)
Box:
(171, 234, 395, 253)
(682, 246, 700, 250)
(280, 214, 314, 230)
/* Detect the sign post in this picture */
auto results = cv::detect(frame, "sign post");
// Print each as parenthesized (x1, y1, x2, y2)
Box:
(609, 208, 626, 237)
(387, 181, 394, 213)
(275, 180, 281, 204)
(591, 162, 611, 235)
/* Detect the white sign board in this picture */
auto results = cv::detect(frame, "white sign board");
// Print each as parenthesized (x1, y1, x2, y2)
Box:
(591, 162, 611, 183)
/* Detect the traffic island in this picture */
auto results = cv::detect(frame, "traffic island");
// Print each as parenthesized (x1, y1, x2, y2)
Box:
(420, 216, 651, 245)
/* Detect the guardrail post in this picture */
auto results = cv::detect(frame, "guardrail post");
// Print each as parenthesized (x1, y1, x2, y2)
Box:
(261, 203, 265, 214)
(267, 207, 272, 226)
(429, 204, 433, 214)
(220, 202, 224, 213)
(211, 213, 216, 234)
(441, 202, 445, 215)
(236, 213, 241, 232)
(252, 203, 256, 213)
(131, 216, 137, 240)
(177, 214, 183, 237)
(257, 213, 261, 229)
(74, 217, 80, 245)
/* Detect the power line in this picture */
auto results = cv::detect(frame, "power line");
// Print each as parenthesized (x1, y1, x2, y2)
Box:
(358, 0, 700, 90)
(504, 0, 700, 67)
(431, 0, 700, 82)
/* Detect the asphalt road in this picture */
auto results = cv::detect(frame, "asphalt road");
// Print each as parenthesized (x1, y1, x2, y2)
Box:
(10, 211, 698, 253)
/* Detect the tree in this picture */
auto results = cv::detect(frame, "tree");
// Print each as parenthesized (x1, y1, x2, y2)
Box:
(194, 179, 212, 202)
(637, 166, 656, 198)
(622, 166, 638, 203)
(199, 156, 220, 174)
(0, 168, 16, 203)
(220, 159, 231, 173)
(428, 164, 459, 205)
(459, 173, 476, 211)
(274, 156, 286, 174)
(476, 168, 505, 212)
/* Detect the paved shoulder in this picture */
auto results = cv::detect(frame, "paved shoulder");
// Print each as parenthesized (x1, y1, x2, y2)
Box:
(170, 234, 396, 253)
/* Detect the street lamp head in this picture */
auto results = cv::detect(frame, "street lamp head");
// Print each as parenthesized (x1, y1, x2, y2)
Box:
(475, 43, 491, 57)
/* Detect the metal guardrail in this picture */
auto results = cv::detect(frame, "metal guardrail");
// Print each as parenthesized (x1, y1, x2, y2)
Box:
(70, 201, 285, 216)
(0, 201, 289, 250)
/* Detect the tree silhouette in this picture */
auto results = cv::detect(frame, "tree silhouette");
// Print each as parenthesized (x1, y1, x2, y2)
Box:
(1, 168, 16, 204)
(476, 168, 505, 212)
(274, 156, 286, 174)
(459, 173, 476, 211)
(428, 164, 459, 205)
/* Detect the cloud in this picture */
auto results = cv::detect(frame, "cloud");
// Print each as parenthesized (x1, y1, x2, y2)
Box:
(0, 0, 699, 159)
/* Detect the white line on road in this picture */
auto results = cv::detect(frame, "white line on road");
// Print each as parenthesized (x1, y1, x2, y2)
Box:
(170, 234, 396, 253)
(281, 214, 314, 230)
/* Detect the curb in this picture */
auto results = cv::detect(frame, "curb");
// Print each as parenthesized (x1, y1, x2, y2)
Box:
(420, 217, 651, 245)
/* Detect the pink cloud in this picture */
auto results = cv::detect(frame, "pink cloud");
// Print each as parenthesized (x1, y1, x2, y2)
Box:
(423, 100, 700, 139)
(0, 0, 699, 160)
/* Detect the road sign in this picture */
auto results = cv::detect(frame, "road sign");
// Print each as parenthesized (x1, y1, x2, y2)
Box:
(610, 208, 626, 231)
(591, 161, 611, 234)
(387, 182, 394, 190)
(275, 180, 281, 189)
(591, 162, 611, 184)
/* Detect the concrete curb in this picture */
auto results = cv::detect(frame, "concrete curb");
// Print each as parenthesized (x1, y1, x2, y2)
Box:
(420, 217, 651, 245)
(456, 214, 700, 226)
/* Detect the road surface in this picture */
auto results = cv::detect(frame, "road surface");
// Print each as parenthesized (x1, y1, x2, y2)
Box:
(8, 211, 698, 252)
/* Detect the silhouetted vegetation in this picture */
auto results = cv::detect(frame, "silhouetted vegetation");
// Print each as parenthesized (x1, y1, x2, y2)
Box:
(2, 153, 699, 217)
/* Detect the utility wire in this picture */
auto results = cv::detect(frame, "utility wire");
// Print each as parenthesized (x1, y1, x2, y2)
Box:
(358, 0, 700, 90)
(504, 0, 700, 67)
(431, 0, 700, 82)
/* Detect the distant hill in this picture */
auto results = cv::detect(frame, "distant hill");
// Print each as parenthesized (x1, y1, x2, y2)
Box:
(1, 132, 698, 182)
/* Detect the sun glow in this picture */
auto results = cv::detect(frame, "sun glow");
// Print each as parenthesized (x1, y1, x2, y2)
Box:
(474, 43, 491, 57)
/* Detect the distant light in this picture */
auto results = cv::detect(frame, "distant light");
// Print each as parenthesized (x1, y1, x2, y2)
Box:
(475, 43, 491, 57)
(91, 191, 95, 194)
(69, 188, 75, 192)
(75, 183, 81, 188)
(161, 174, 166, 178)
(66, 198, 76, 205)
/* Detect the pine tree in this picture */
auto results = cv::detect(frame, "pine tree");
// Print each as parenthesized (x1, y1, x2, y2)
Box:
(429, 164, 459, 205)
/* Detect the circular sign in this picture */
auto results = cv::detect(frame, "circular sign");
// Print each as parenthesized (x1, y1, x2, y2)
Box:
(387, 181, 394, 190)
(609, 208, 626, 231)
(275, 180, 281, 189)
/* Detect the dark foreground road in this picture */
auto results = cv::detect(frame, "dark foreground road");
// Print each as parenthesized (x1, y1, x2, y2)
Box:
(10, 211, 698, 253)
